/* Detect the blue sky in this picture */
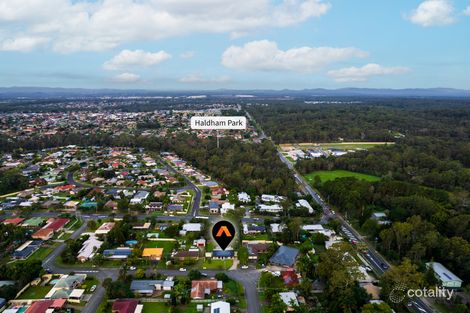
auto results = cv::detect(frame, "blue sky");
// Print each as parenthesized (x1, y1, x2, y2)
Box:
(0, 0, 469, 90)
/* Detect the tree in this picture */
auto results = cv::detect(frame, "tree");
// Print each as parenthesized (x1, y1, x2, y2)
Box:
(135, 269, 145, 279)
(361, 302, 393, 313)
(188, 270, 201, 281)
(238, 246, 249, 266)
(268, 294, 287, 313)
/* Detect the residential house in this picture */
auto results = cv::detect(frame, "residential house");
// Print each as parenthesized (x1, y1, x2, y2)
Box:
(32, 228, 54, 241)
(210, 301, 230, 313)
(2, 218, 25, 226)
(220, 203, 234, 215)
(96, 222, 115, 234)
(180, 223, 202, 235)
(130, 191, 149, 204)
(258, 204, 283, 213)
(281, 269, 300, 287)
(244, 242, 269, 260)
(24, 299, 66, 313)
(190, 279, 223, 299)
(130, 279, 174, 296)
(426, 262, 463, 288)
(238, 192, 251, 203)
(43, 217, 70, 232)
(209, 201, 220, 214)
(103, 248, 133, 259)
(112, 299, 143, 313)
(243, 223, 266, 235)
(279, 292, 299, 311)
(261, 194, 284, 203)
(296, 200, 314, 214)
(12, 240, 42, 260)
(142, 248, 164, 261)
(77, 234, 103, 262)
(173, 250, 200, 261)
(45, 274, 86, 299)
(211, 250, 235, 259)
(270, 246, 299, 267)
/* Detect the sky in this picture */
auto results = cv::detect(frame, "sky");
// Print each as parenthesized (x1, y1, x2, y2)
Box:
(0, 0, 469, 90)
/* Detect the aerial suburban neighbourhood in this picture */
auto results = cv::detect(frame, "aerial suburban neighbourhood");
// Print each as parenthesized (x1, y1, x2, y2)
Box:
(1, 1, 470, 313)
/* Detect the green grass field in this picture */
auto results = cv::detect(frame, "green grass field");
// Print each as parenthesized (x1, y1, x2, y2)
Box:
(17, 285, 52, 299)
(143, 302, 170, 313)
(202, 259, 233, 270)
(144, 240, 176, 252)
(28, 247, 54, 262)
(305, 170, 380, 183)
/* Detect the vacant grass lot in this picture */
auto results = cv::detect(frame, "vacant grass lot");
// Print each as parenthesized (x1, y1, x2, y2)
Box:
(17, 285, 52, 299)
(305, 170, 380, 183)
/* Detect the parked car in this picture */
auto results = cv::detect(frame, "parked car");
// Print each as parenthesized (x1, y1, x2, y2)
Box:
(90, 285, 97, 292)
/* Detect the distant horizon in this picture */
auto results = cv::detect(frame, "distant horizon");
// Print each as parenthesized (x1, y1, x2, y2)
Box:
(0, 1, 469, 89)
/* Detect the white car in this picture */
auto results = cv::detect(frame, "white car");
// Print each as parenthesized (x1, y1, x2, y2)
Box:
(90, 285, 97, 292)
(241, 265, 249, 269)
(179, 268, 187, 272)
(129, 266, 136, 271)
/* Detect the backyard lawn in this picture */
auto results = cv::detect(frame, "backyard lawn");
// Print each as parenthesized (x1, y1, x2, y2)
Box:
(304, 170, 380, 184)
(143, 302, 170, 313)
(17, 285, 52, 299)
(28, 247, 54, 262)
(201, 259, 233, 270)
(144, 240, 176, 252)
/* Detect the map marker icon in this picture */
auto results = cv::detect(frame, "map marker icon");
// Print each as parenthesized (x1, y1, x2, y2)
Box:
(212, 220, 236, 250)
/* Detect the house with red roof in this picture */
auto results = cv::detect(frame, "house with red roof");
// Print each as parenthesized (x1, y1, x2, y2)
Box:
(2, 217, 25, 226)
(281, 269, 300, 287)
(54, 184, 75, 192)
(190, 279, 223, 299)
(32, 228, 54, 240)
(44, 218, 70, 232)
(112, 299, 142, 313)
(25, 299, 66, 313)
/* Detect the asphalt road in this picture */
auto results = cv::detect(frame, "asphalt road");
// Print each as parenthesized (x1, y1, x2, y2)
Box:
(276, 146, 435, 313)
(44, 165, 261, 313)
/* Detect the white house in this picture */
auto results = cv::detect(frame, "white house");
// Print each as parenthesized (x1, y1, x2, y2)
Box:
(238, 192, 251, 203)
(77, 234, 103, 262)
(279, 292, 299, 309)
(302, 224, 324, 232)
(426, 262, 463, 288)
(258, 204, 283, 213)
(270, 223, 285, 233)
(261, 194, 284, 203)
(296, 199, 314, 214)
(180, 223, 202, 235)
(210, 301, 230, 313)
(220, 203, 235, 215)
(130, 191, 149, 204)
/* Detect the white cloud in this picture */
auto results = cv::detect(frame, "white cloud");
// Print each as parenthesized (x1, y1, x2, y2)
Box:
(179, 74, 230, 84)
(112, 72, 140, 83)
(0, 0, 331, 53)
(464, 6, 470, 15)
(0, 36, 49, 51)
(180, 51, 195, 59)
(221, 40, 368, 72)
(327, 63, 410, 82)
(407, 0, 455, 27)
(103, 49, 171, 70)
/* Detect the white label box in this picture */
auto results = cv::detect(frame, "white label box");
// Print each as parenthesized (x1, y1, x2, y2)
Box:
(190, 116, 247, 130)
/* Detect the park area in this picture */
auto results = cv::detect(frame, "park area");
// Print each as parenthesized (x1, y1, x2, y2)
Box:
(304, 170, 380, 184)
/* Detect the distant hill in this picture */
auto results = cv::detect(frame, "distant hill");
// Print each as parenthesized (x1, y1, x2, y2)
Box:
(1, 86, 470, 99)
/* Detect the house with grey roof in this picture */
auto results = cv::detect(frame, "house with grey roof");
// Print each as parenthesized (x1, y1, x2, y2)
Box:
(269, 246, 299, 267)
(131, 280, 174, 296)
(426, 262, 463, 288)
